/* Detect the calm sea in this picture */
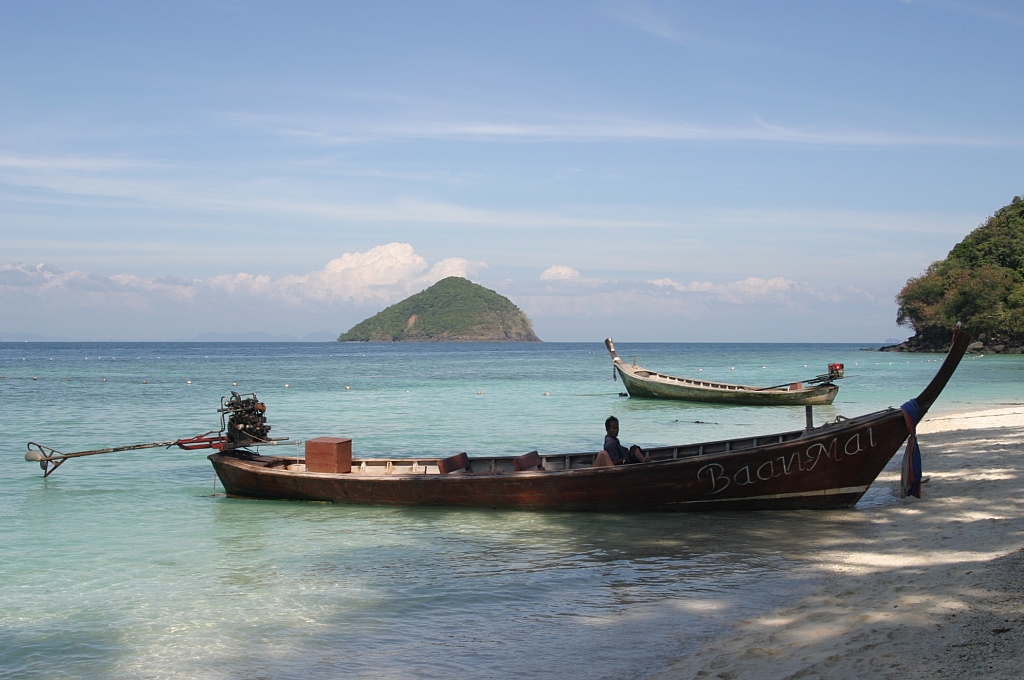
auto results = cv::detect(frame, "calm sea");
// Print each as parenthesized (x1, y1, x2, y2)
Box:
(2, 342, 1020, 679)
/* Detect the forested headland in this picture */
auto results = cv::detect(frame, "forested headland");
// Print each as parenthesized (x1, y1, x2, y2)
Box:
(886, 196, 1024, 353)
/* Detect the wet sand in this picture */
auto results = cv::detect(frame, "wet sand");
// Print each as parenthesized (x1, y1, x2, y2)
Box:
(655, 407, 1024, 680)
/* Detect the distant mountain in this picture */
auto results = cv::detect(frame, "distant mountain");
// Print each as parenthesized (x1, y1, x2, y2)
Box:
(0, 332, 75, 342)
(338, 277, 540, 342)
(188, 331, 336, 342)
(1, 331, 337, 342)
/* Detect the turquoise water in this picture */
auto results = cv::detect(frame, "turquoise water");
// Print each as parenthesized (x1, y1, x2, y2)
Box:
(2, 342, 1020, 678)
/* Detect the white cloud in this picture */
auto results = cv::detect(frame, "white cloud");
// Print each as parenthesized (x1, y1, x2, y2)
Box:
(539, 265, 581, 281)
(0, 256, 898, 341)
(0, 243, 485, 306)
(0, 151, 981, 251)
(270, 243, 484, 303)
(0, 262, 63, 287)
(0, 154, 154, 171)
(263, 118, 1021, 148)
(274, 243, 432, 303)
(504, 277, 891, 341)
(650, 276, 797, 302)
(0, 244, 487, 339)
(606, 1, 694, 45)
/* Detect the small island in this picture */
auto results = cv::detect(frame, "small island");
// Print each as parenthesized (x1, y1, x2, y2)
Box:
(338, 276, 541, 342)
(885, 195, 1024, 354)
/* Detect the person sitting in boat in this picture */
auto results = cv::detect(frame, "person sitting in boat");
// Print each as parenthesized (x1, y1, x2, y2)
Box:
(594, 416, 648, 467)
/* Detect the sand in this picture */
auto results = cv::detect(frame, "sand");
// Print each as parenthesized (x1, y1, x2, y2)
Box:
(655, 407, 1024, 680)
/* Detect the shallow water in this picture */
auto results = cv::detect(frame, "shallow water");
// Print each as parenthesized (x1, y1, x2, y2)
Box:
(1, 342, 1018, 678)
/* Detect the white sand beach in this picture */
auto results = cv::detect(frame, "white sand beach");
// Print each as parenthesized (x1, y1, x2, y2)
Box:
(656, 407, 1024, 680)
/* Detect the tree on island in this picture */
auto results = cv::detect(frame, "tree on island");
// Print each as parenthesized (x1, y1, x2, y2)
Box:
(338, 276, 540, 342)
(895, 196, 1024, 352)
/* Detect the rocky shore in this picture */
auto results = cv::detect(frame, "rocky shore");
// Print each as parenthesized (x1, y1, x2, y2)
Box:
(879, 334, 1023, 354)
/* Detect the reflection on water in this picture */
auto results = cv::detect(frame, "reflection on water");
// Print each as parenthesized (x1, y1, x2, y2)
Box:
(1, 342, 1015, 678)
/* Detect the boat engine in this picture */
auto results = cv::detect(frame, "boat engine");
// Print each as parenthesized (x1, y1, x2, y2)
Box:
(804, 363, 847, 386)
(220, 392, 272, 448)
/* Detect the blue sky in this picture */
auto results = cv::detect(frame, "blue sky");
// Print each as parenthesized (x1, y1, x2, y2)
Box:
(1, 0, 1021, 341)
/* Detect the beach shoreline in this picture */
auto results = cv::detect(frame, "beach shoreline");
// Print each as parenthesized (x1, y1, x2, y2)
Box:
(655, 407, 1024, 680)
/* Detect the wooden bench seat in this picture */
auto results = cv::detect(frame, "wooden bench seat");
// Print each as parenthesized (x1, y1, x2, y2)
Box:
(513, 450, 544, 471)
(437, 452, 472, 474)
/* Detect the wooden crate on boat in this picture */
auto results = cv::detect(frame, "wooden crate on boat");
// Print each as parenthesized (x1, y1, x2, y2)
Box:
(305, 437, 352, 474)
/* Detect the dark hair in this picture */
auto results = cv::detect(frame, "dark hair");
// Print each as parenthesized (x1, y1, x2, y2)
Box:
(605, 416, 618, 430)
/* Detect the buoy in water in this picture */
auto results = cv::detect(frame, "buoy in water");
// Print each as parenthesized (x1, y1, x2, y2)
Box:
(102, 378, 107, 382)
(345, 386, 350, 390)
(543, 391, 549, 396)
(285, 384, 290, 388)
(142, 380, 147, 384)
(477, 390, 483, 394)
(187, 380, 192, 385)
(232, 382, 237, 386)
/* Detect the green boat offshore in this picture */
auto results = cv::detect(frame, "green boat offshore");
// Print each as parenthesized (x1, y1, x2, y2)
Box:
(605, 338, 844, 406)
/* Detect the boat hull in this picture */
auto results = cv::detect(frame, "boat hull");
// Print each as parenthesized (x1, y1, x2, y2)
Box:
(210, 408, 907, 511)
(615, 363, 839, 405)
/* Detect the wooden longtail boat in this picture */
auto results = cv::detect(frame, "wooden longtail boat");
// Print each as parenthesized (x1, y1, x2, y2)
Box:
(208, 329, 971, 511)
(605, 338, 841, 406)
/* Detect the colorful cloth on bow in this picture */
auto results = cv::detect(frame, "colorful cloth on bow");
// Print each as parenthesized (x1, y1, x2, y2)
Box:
(900, 398, 923, 498)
